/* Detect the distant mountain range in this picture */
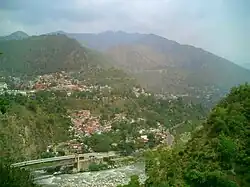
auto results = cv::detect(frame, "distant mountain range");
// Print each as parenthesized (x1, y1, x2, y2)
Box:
(1, 30, 250, 104)
(50, 31, 250, 96)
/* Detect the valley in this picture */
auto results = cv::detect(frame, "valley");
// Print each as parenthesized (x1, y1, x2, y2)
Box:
(0, 30, 249, 187)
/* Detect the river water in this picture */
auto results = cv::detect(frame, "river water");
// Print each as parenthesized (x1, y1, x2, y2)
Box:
(33, 163, 146, 187)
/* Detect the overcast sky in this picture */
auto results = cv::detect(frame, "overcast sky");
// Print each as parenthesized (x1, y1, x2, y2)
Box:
(0, 0, 249, 64)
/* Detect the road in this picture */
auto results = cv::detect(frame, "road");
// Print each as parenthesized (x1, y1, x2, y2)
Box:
(11, 151, 117, 167)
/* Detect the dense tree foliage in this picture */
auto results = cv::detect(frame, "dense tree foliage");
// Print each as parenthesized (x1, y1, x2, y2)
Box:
(120, 83, 250, 187)
(0, 162, 38, 187)
(88, 163, 108, 171)
(0, 92, 71, 162)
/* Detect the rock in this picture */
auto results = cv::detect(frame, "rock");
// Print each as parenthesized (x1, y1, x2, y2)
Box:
(72, 168, 78, 174)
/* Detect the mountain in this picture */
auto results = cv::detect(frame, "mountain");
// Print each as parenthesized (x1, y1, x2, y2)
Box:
(107, 34, 250, 89)
(0, 34, 115, 77)
(0, 31, 29, 41)
(58, 31, 250, 104)
(0, 34, 89, 76)
(0, 34, 137, 89)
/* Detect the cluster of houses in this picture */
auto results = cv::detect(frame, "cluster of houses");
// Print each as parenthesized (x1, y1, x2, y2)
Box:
(0, 82, 29, 95)
(132, 87, 151, 97)
(68, 109, 112, 138)
(2, 72, 176, 155)
(32, 71, 86, 92)
(137, 122, 174, 146)
(63, 106, 175, 154)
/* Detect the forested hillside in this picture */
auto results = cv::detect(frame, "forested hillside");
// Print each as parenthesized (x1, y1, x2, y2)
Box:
(0, 92, 71, 162)
(0, 82, 206, 163)
(0, 35, 88, 76)
(0, 34, 137, 89)
(121, 83, 250, 187)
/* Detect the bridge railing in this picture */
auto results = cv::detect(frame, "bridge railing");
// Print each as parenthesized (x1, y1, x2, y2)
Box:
(11, 154, 86, 167)
(11, 152, 118, 167)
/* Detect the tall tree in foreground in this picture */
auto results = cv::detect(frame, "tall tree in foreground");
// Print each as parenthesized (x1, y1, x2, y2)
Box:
(0, 163, 38, 187)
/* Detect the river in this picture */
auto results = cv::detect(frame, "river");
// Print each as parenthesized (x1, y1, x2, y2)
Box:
(33, 163, 145, 187)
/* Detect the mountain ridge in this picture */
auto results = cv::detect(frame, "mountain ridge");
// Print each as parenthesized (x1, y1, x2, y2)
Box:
(0, 31, 29, 41)
(2, 30, 250, 105)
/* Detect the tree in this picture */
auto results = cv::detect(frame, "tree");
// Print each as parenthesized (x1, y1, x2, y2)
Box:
(0, 162, 38, 187)
(85, 134, 112, 152)
(117, 175, 141, 187)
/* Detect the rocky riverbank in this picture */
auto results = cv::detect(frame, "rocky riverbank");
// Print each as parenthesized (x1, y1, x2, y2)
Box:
(35, 163, 146, 187)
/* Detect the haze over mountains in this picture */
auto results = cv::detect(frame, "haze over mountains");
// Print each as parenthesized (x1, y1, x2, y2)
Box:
(1, 30, 250, 105)
(52, 31, 250, 99)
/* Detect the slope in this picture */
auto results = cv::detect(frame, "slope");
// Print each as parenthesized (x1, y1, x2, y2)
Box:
(0, 34, 136, 89)
(122, 83, 250, 187)
(104, 33, 250, 105)
(52, 30, 145, 51)
(57, 31, 250, 104)
(0, 92, 71, 162)
(0, 34, 90, 76)
(0, 31, 29, 41)
(135, 34, 250, 89)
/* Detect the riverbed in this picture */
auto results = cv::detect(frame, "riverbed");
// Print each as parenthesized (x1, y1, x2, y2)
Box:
(34, 163, 145, 187)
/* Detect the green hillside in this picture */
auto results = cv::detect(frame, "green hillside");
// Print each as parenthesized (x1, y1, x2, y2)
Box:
(0, 35, 90, 76)
(0, 85, 206, 163)
(121, 83, 250, 187)
(0, 92, 71, 162)
(0, 34, 136, 89)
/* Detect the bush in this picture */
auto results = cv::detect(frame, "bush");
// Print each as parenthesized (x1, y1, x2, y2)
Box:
(88, 163, 108, 171)
(40, 152, 55, 158)
(0, 162, 38, 187)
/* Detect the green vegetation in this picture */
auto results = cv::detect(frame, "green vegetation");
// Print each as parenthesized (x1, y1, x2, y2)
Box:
(88, 163, 108, 171)
(117, 175, 141, 187)
(0, 35, 93, 76)
(0, 35, 137, 90)
(120, 83, 250, 187)
(0, 92, 71, 162)
(3, 33, 242, 187)
(0, 162, 38, 187)
(72, 89, 205, 155)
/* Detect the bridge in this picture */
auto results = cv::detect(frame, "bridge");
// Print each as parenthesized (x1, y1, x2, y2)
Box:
(11, 152, 117, 172)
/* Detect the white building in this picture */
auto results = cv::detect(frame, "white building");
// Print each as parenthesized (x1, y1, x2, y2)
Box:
(0, 82, 8, 90)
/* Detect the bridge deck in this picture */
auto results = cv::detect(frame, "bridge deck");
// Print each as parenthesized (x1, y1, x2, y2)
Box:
(11, 152, 117, 167)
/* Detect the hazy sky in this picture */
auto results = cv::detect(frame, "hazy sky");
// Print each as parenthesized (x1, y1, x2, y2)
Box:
(0, 0, 249, 64)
